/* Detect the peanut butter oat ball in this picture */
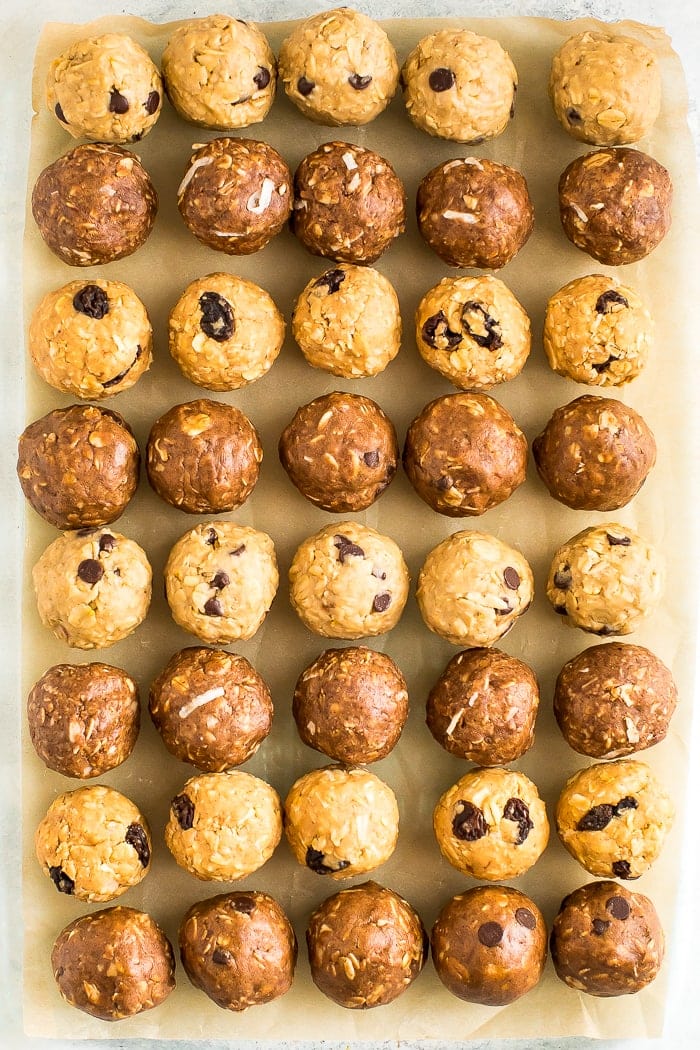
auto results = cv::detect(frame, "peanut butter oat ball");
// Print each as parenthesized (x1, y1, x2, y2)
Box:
(293, 646, 408, 764)
(149, 647, 273, 772)
(52, 907, 175, 1021)
(33, 528, 152, 650)
(35, 785, 151, 902)
(558, 147, 672, 265)
(29, 278, 152, 399)
(165, 771, 282, 881)
(292, 142, 406, 264)
(27, 662, 140, 779)
(47, 34, 162, 143)
(306, 881, 426, 1009)
(417, 156, 534, 269)
(178, 137, 291, 255)
(17, 405, 140, 530)
(32, 143, 157, 266)
(162, 15, 276, 131)
(179, 891, 297, 1011)
(278, 8, 399, 126)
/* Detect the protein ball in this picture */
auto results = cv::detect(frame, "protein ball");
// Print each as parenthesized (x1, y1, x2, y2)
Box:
(35, 785, 151, 902)
(403, 392, 528, 516)
(33, 528, 152, 650)
(417, 530, 534, 647)
(549, 31, 661, 146)
(278, 8, 399, 126)
(17, 405, 140, 530)
(179, 891, 296, 1011)
(558, 147, 672, 265)
(165, 770, 282, 881)
(149, 647, 273, 772)
(556, 758, 674, 880)
(52, 907, 175, 1020)
(554, 642, 678, 759)
(289, 522, 410, 639)
(47, 33, 163, 143)
(402, 29, 517, 144)
(415, 274, 531, 390)
(27, 662, 140, 779)
(546, 523, 663, 636)
(162, 15, 276, 130)
(293, 646, 408, 764)
(292, 141, 406, 264)
(32, 143, 157, 266)
(178, 137, 291, 255)
(433, 767, 550, 880)
(417, 156, 534, 269)
(168, 272, 285, 391)
(431, 886, 547, 1005)
(427, 648, 539, 766)
(284, 765, 399, 878)
(306, 881, 426, 1009)
(28, 278, 152, 399)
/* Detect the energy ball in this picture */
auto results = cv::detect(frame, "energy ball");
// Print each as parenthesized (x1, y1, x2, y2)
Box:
(179, 891, 297, 1011)
(47, 33, 162, 143)
(543, 274, 653, 386)
(427, 648, 539, 766)
(164, 522, 278, 644)
(431, 886, 547, 1005)
(149, 646, 273, 772)
(28, 278, 152, 399)
(35, 785, 151, 902)
(403, 392, 528, 516)
(27, 662, 140, 779)
(554, 642, 678, 759)
(555, 758, 674, 880)
(417, 156, 534, 269)
(433, 767, 550, 880)
(284, 765, 399, 878)
(168, 272, 285, 391)
(549, 31, 661, 146)
(52, 907, 175, 1021)
(162, 15, 276, 130)
(165, 770, 282, 881)
(415, 274, 531, 390)
(289, 522, 410, 639)
(558, 147, 672, 265)
(278, 8, 399, 126)
(178, 137, 291, 255)
(417, 530, 534, 647)
(402, 29, 517, 144)
(292, 141, 406, 264)
(546, 523, 663, 636)
(32, 143, 157, 266)
(293, 646, 408, 764)
(33, 527, 152, 650)
(17, 404, 140, 530)
(306, 881, 426, 1009)
(292, 264, 401, 378)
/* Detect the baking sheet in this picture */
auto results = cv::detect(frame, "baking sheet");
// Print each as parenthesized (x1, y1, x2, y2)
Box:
(21, 13, 699, 1040)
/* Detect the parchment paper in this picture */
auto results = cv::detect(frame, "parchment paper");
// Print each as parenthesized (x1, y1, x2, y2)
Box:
(21, 14, 700, 1041)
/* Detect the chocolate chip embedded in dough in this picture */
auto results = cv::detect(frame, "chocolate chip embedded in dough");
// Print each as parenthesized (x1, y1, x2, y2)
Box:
(99, 534, 116, 553)
(515, 907, 537, 929)
(614, 795, 638, 814)
(436, 474, 453, 491)
(372, 592, 391, 613)
(348, 73, 373, 90)
(206, 528, 219, 547)
(334, 534, 365, 562)
(567, 107, 582, 124)
(77, 558, 104, 585)
(49, 865, 74, 894)
(204, 597, 224, 617)
(503, 566, 520, 590)
(109, 87, 130, 114)
(612, 859, 633, 878)
(478, 921, 503, 947)
(253, 67, 271, 90)
(606, 532, 631, 546)
(73, 284, 110, 319)
(125, 823, 150, 867)
(144, 90, 160, 114)
(297, 76, 315, 96)
(429, 67, 456, 92)
(199, 291, 235, 342)
(55, 102, 68, 123)
(606, 895, 631, 920)
(363, 450, 380, 467)
(212, 947, 233, 965)
(452, 800, 487, 841)
(592, 918, 611, 935)
(211, 571, 230, 590)
(229, 544, 246, 557)
(553, 568, 572, 590)
(229, 894, 256, 914)
(172, 793, 195, 830)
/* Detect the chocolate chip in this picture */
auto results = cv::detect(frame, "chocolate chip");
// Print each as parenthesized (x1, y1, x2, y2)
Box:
(592, 356, 618, 374)
(554, 603, 568, 615)
(253, 67, 271, 90)
(348, 73, 372, 90)
(211, 571, 230, 590)
(109, 87, 130, 114)
(132, 131, 144, 142)
(461, 302, 503, 351)
(334, 534, 365, 562)
(421, 311, 462, 350)
(612, 859, 633, 878)
(503, 566, 520, 590)
(429, 67, 456, 92)
(436, 474, 453, 491)
(99, 533, 116, 553)
(452, 800, 487, 841)
(478, 921, 503, 947)
(199, 291, 235, 342)
(363, 450, 380, 467)
(314, 268, 346, 294)
(172, 793, 194, 830)
(212, 947, 233, 965)
(73, 284, 109, 319)
(206, 528, 219, 547)
(503, 797, 533, 844)
(495, 601, 512, 615)
(592, 918, 611, 936)
(77, 559, 103, 585)
(229, 544, 246, 557)
(204, 597, 223, 616)
(125, 823, 150, 867)
(577, 803, 615, 831)
(49, 866, 74, 895)
(606, 895, 631, 920)
(305, 847, 350, 875)
(567, 107, 582, 123)
(297, 76, 315, 96)
(54, 102, 68, 123)
(614, 796, 638, 814)
(144, 90, 160, 114)
(102, 345, 142, 388)
(372, 592, 391, 613)
(553, 568, 572, 590)
(515, 907, 537, 929)
(606, 533, 631, 546)
(371, 567, 387, 580)
(230, 895, 256, 914)
(596, 289, 629, 314)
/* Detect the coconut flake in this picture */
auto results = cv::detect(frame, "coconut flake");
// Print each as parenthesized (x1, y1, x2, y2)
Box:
(463, 156, 485, 170)
(443, 210, 478, 223)
(247, 177, 275, 214)
(570, 201, 589, 223)
(445, 708, 464, 737)
(177, 155, 213, 197)
(342, 151, 358, 171)
(179, 687, 225, 719)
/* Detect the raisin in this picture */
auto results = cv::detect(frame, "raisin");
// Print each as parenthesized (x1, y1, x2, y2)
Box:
(452, 800, 487, 841)
(577, 803, 615, 831)
(99, 533, 116, 553)
(612, 860, 633, 878)
(305, 847, 350, 875)
(102, 345, 142, 388)
(595, 289, 629, 314)
(567, 107, 582, 123)
(606, 533, 631, 546)
(348, 73, 372, 90)
(212, 947, 233, 965)
(553, 568, 572, 590)
(49, 866, 74, 895)
(108, 87, 130, 114)
(313, 268, 346, 294)
(429, 68, 456, 92)
(297, 76, 315, 96)
(144, 90, 160, 114)
(421, 311, 461, 350)
(614, 796, 638, 815)
(204, 597, 223, 616)
(229, 544, 246, 557)
(503, 797, 533, 844)
(363, 450, 380, 467)
(229, 894, 256, 914)
(206, 528, 219, 547)
(171, 793, 195, 830)
(211, 571, 230, 590)
(478, 921, 503, 947)
(334, 534, 365, 562)
(253, 67, 271, 90)
(199, 292, 234, 342)
(73, 284, 109, 319)
(125, 823, 150, 867)
(77, 559, 103, 585)
(461, 302, 503, 351)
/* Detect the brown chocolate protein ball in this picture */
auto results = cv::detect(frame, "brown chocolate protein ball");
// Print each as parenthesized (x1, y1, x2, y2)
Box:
(32, 143, 157, 266)
(179, 891, 297, 1011)
(416, 156, 534, 268)
(403, 392, 528, 516)
(146, 398, 262, 514)
(431, 886, 547, 1005)
(558, 147, 672, 264)
(149, 647, 273, 772)
(178, 137, 291, 254)
(292, 141, 406, 264)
